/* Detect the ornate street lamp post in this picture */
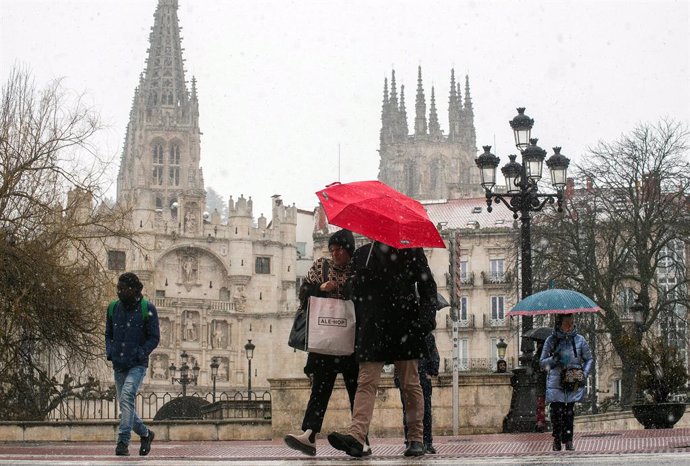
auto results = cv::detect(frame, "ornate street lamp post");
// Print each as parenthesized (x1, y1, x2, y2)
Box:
(496, 337, 508, 373)
(210, 356, 220, 403)
(476, 107, 570, 432)
(169, 350, 200, 397)
(244, 339, 255, 400)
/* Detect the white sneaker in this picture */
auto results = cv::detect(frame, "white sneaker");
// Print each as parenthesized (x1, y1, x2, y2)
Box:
(284, 429, 316, 456)
(362, 441, 372, 457)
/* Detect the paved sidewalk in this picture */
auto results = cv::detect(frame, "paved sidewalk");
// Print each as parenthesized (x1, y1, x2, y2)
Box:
(1, 428, 689, 464)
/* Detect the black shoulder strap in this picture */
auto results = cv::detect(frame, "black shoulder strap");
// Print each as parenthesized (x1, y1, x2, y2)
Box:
(571, 338, 578, 358)
(322, 259, 330, 283)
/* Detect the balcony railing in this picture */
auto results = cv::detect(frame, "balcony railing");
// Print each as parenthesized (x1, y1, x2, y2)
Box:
(480, 270, 513, 286)
(483, 314, 512, 328)
(460, 272, 474, 285)
(445, 314, 475, 332)
(154, 297, 235, 312)
(442, 357, 515, 373)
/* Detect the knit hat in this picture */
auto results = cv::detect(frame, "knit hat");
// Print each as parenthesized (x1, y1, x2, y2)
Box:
(328, 229, 355, 256)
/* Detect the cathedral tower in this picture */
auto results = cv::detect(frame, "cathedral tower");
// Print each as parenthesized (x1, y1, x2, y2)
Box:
(107, 0, 303, 395)
(117, 0, 205, 234)
(378, 67, 482, 200)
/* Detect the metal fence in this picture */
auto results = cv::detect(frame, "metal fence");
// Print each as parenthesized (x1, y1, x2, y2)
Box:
(442, 357, 515, 373)
(46, 390, 271, 421)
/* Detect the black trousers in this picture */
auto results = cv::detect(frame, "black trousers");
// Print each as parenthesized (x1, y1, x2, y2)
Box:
(301, 353, 358, 434)
(550, 402, 575, 442)
(398, 375, 433, 445)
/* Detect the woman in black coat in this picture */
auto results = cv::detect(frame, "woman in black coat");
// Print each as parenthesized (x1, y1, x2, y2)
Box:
(284, 230, 365, 456)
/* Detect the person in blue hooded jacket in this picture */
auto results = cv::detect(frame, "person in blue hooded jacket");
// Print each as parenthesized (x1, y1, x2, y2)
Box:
(540, 313, 592, 452)
(105, 272, 160, 457)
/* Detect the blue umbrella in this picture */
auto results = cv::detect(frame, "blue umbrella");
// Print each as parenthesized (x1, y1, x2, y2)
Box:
(507, 288, 602, 316)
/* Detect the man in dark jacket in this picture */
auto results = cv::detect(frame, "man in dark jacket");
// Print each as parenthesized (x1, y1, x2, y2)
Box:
(105, 272, 160, 456)
(328, 242, 437, 458)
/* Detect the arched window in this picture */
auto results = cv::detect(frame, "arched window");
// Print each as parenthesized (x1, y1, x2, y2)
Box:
(169, 144, 180, 185)
(404, 160, 416, 197)
(152, 144, 164, 185)
(430, 158, 445, 196)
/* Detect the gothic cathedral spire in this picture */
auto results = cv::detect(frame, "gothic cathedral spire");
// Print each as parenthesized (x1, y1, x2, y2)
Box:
(448, 68, 461, 141)
(414, 66, 427, 136)
(428, 86, 441, 138)
(117, 0, 204, 229)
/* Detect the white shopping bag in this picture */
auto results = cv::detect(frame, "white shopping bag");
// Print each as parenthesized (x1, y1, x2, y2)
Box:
(307, 296, 356, 356)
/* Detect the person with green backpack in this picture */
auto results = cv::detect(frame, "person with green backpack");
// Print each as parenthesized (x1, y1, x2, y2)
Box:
(105, 272, 160, 457)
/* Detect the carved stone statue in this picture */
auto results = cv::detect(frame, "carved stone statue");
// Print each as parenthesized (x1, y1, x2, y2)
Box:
(182, 255, 197, 283)
(183, 311, 197, 341)
(151, 355, 168, 380)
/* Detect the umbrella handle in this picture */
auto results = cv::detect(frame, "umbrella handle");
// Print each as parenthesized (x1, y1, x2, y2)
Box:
(365, 241, 375, 268)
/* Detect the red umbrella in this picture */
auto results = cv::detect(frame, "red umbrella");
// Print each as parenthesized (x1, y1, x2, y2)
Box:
(315, 180, 446, 249)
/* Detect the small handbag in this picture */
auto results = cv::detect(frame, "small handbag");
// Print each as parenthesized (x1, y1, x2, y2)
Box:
(559, 336, 584, 391)
(561, 367, 585, 391)
(287, 307, 308, 351)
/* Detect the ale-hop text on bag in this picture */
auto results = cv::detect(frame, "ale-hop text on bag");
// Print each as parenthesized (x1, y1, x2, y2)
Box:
(318, 316, 348, 327)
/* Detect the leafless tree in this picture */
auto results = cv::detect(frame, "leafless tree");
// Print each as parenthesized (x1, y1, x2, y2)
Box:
(531, 120, 690, 408)
(0, 67, 133, 420)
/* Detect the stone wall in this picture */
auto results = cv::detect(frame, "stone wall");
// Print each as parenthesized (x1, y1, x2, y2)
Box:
(269, 372, 513, 439)
(0, 419, 271, 442)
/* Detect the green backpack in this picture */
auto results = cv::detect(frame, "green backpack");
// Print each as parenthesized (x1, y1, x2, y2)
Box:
(107, 299, 149, 321)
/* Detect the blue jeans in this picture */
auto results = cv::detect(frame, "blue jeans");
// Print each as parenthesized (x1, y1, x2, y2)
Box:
(114, 365, 148, 444)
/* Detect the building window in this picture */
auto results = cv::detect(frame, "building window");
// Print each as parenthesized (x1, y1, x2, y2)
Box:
(460, 260, 469, 283)
(490, 337, 499, 366)
(491, 296, 505, 320)
(296, 242, 307, 259)
(404, 161, 416, 197)
(489, 259, 505, 282)
(169, 144, 180, 186)
(152, 144, 164, 185)
(460, 296, 468, 320)
(107, 250, 126, 271)
(617, 286, 635, 317)
(255, 257, 271, 274)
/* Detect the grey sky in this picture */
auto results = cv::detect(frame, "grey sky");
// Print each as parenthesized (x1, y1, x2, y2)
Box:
(1, 0, 688, 218)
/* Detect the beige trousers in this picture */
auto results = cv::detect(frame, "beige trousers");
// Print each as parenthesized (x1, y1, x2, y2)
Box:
(349, 360, 424, 444)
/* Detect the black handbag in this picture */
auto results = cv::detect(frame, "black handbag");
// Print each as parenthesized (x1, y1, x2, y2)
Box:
(288, 308, 307, 351)
(288, 260, 329, 351)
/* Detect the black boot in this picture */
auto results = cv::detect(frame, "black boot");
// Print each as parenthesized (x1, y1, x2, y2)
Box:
(115, 442, 129, 456)
(404, 441, 425, 457)
(552, 438, 562, 451)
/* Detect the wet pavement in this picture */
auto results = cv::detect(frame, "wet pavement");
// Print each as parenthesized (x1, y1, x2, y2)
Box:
(1, 428, 690, 465)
